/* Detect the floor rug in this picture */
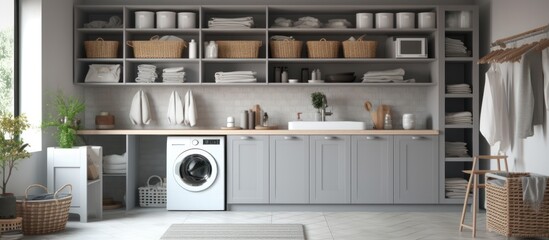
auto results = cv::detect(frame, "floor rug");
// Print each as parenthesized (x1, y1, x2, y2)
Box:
(160, 223, 305, 240)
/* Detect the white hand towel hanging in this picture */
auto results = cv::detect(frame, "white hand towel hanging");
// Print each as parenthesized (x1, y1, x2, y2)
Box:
(167, 91, 184, 125)
(542, 48, 549, 111)
(129, 90, 152, 125)
(184, 90, 197, 127)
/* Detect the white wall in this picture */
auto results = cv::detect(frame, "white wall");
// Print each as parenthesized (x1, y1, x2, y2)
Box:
(479, 0, 549, 175)
(8, 0, 79, 196)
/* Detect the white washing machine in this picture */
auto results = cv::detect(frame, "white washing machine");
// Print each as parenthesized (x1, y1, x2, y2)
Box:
(166, 136, 225, 210)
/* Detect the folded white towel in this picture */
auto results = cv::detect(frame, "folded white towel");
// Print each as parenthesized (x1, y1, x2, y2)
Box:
(364, 68, 405, 77)
(215, 78, 257, 83)
(103, 164, 126, 170)
(184, 90, 197, 127)
(129, 90, 152, 125)
(104, 169, 126, 174)
(167, 91, 185, 125)
(163, 67, 185, 73)
(103, 153, 127, 165)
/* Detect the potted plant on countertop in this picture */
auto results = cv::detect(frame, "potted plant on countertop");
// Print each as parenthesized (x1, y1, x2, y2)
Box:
(42, 93, 85, 148)
(0, 112, 31, 219)
(311, 92, 326, 121)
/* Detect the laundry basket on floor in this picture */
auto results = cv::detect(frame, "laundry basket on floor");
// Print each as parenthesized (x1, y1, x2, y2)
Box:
(139, 175, 166, 207)
(485, 172, 549, 237)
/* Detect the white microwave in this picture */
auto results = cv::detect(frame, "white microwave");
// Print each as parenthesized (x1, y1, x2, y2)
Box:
(387, 37, 428, 58)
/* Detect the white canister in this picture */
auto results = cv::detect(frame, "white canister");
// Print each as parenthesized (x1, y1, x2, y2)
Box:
(375, 13, 394, 29)
(227, 116, 235, 128)
(402, 113, 415, 130)
(178, 12, 196, 29)
(445, 11, 460, 28)
(135, 11, 154, 29)
(156, 11, 176, 29)
(418, 12, 436, 29)
(459, 11, 472, 28)
(356, 13, 374, 29)
(396, 12, 415, 29)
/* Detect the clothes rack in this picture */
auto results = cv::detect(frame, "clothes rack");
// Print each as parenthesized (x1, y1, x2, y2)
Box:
(491, 24, 549, 48)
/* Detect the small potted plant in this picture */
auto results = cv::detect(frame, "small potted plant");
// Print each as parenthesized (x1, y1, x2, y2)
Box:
(42, 93, 85, 148)
(311, 92, 325, 121)
(0, 113, 31, 219)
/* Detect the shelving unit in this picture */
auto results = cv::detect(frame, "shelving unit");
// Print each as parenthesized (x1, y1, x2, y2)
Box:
(438, 5, 478, 204)
(74, 5, 439, 86)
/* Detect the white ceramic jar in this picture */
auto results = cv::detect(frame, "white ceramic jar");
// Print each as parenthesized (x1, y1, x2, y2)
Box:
(418, 12, 436, 29)
(356, 13, 374, 29)
(402, 113, 415, 130)
(156, 11, 176, 29)
(375, 13, 394, 29)
(178, 12, 196, 29)
(135, 11, 154, 29)
(459, 11, 472, 28)
(396, 12, 415, 29)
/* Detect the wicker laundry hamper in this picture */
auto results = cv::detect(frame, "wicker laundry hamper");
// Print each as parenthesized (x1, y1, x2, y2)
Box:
(216, 40, 262, 58)
(486, 172, 549, 238)
(342, 35, 377, 58)
(306, 38, 340, 58)
(127, 35, 187, 58)
(16, 184, 72, 235)
(84, 38, 119, 58)
(270, 39, 303, 58)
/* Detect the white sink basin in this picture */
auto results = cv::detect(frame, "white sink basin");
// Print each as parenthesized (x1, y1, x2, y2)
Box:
(288, 121, 366, 130)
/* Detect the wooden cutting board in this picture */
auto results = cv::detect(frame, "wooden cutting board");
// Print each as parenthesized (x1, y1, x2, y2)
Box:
(372, 104, 391, 129)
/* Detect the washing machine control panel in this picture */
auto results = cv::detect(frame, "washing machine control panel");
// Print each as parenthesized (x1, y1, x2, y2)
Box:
(203, 139, 221, 145)
(192, 139, 199, 146)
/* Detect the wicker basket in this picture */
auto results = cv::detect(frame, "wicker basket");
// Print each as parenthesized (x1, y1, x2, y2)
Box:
(270, 39, 303, 58)
(486, 172, 549, 237)
(217, 40, 262, 58)
(84, 38, 119, 58)
(16, 184, 72, 235)
(127, 36, 187, 58)
(139, 175, 166, 207)
(342, 35, 377, 58)
(0, 217, 22, 233)
(306, 38, 340, 58)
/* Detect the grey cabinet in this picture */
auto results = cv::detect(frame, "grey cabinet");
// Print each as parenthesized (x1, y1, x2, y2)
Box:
(394, 136, 439, 204)
(351, 136, 394, 204)
(310, 136, 350, 204)
(227, 136, 269, 204)
(270, 135, 310, 204)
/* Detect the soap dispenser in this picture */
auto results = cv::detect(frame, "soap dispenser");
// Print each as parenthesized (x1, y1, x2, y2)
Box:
(189, 39, 197, 59)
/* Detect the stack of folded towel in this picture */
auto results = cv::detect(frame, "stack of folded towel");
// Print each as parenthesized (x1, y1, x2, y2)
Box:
(445, 178, 470, 199)
(271, 17, 294, 28)
(445, 111, 472, 124)
(84, 16, 123, 28)
(208, 17, 254, 29)
(294, 16, 321, 28)
(362, 68, 415, 83)
(447, 83, 472, 94)
(135, 64, 157, 83)
(214, 71, 257, 83)
(162, 67, 186, 83)
(103, 153, 127, 174)
(325, 19, 352, 28)
(446, 37, 470, 57)
(445, 141, 469, 157)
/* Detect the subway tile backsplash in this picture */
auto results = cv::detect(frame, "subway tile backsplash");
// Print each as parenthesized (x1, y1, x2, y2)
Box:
(84, 86, 431, 130)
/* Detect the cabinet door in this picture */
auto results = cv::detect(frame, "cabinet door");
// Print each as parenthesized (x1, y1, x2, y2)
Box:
(394, 136, 439, 204)
(310, 135, 350, 204)
(270, 135, 309, 204)
(227, 136, 269, 204)
(351, 136, 394, 204)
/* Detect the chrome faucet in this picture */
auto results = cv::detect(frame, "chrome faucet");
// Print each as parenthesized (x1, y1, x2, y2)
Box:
(320, 95, 333, 121)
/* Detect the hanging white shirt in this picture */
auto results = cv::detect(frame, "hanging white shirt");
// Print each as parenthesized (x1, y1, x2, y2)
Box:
(542, 48, 549, 111)
(480, 64, 510, 152)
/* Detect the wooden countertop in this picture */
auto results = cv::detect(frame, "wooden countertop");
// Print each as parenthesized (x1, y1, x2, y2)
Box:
(77, 129, 439, 135)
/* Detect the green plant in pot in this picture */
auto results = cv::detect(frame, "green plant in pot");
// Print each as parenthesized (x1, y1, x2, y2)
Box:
(0, 113, 31, 219)
(311, 92, 326, 121)
(42, 93, 85, 148)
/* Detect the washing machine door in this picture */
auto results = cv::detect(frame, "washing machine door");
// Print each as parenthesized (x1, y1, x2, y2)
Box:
(173, 149, 218, 192)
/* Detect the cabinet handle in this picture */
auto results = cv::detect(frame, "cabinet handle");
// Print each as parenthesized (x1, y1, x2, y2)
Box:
(324, 136, 337, 140)
(365, 136, 377, 140)
(284, 136, 296, 140)
(411, 136, 423, 140)
(240, 136, 252, 140)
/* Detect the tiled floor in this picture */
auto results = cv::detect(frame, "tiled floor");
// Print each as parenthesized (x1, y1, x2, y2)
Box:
(23, 209, 538, 240)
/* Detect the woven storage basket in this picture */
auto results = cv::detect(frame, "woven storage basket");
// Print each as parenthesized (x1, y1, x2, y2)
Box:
(217, 40, 262, 58)
(84, 38, 119, 58)
(306, 38, 340, 58)
(270, 39, 303, 58)
(486, 172, 549, 237)
(127, 36, 187, 58)
(139, 175, 166, 207)
(342, 36, 377, 58)
(16, 184, 72, 235)
(0, 217, 22, 233)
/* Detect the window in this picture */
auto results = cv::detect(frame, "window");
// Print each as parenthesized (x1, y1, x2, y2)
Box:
(0, 0, 17, 115)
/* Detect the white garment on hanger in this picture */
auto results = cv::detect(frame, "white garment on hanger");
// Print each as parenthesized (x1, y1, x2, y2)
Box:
(167, 91, 184, 125)
(184, 90, 197, 127)
(542, 48, 549, 111)
(480, 64, 510, 153)
(513, 53, 535, 139)
(129, 90, 152, 125)
(527, 50, 545, 126)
